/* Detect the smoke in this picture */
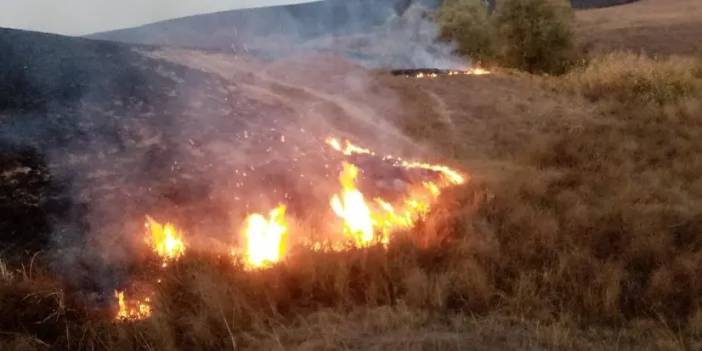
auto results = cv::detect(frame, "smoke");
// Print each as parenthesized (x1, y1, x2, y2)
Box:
(91, 0, 472, 70)
(0, 0, 468, 299)
(302, 2, 469, 69)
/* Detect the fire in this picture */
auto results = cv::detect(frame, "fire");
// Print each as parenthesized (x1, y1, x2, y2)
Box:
(330, 162, 376, 246)
(242, 204, 289, 269)
(326, 137, 468, 246)
(145, 216, 186, 263)
(397, 161, 466, 185)
(325, 137, 374, 156)
(329, 163, 451, 247)
(448, 67, 491, 76)
(412, 68, 491, 79)
(325, 137, 467, 186)
(373, 182, 441, 242)
(115, 291, 151, 321)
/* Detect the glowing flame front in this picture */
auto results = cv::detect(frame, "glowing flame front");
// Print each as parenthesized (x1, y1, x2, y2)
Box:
(330, 162, 375, 246)
(243, 204, 289, 269)
(325, 137, 374, 156)
(145, 216, 186, 263)
(115, 291, 151, 321)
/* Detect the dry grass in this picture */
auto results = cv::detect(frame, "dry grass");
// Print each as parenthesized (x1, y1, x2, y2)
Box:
(381, 50, 702, 348)
(563, 52, 701, 104)
(575, 0, 702, 56)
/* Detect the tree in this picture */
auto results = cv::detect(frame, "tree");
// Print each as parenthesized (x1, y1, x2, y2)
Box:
(493, 0, 575, 74)
(436, 0, 494, 63)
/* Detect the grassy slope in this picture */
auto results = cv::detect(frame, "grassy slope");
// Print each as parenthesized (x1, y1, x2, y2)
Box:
(3, 2, 702, 350)
(576, 0, 702, 55)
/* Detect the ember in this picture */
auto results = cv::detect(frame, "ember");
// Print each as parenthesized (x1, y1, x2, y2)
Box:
(391, 67, 490, 78)
(115, 291, 151, 321)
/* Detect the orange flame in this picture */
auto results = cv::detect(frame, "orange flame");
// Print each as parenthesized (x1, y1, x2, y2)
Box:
(413, 68, 491, 79)
(242, 204, 289, 269)
(325, 137, 467, 186)
(326, 138, 467, 246)
(145, 216, 186, 264)
(330, 162, 375, 246)
(325, 137, 374, 156)
(115, 291, 151, 321)
(396, 160, 466, 185)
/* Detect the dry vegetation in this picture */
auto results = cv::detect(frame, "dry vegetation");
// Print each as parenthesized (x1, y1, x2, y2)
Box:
(3, 1, 702, 350)
(575, 0, 702, 56)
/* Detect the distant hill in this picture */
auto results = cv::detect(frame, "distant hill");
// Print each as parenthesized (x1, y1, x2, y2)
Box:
(90, 0, 440, 52)
(88, 0, 638, 66)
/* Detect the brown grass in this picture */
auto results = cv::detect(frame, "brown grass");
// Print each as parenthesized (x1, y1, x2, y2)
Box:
(563, 52, 701, 104)
(576, 0, 702, 56)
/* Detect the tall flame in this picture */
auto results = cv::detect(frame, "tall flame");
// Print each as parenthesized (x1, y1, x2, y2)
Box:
(145, 216, 186, 263)
(242, 204, 289, 269)
(330, 162, 375, 246)
(325, 137, 468, 246)
(115, 291, 151, 321)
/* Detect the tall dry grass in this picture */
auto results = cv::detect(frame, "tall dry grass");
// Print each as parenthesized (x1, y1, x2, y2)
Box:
(564, 52, 701, 104)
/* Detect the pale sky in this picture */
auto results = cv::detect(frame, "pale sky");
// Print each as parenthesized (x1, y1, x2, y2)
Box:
(0, 0, 316, 36)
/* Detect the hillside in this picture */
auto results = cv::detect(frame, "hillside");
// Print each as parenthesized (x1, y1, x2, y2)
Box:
(576, 0, 702, 55)
(3, 0, 702, 349)
(90, 0, 439, 53)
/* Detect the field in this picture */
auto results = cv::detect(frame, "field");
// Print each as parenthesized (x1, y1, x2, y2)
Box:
(2, 0, 702, 350)
(576, 0, 702, 55)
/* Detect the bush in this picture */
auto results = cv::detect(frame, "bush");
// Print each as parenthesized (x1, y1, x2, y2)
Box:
(563, 52, 701, 104)
(493, 0, 575, 74)
(436, 0, 577, 74)
(436, 0, 495, 63)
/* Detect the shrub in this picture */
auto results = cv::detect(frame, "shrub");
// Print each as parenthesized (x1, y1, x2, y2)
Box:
(563, 52, 701, 104)
(436, 0, 495, 63)
(493, 0, 575, 74)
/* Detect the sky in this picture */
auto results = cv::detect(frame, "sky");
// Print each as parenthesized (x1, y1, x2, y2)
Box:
(0, 0, 315, 36)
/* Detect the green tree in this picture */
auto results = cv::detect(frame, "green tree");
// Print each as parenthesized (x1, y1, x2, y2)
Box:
(493, 0, 575, 74)
(436, 0, 494, 63)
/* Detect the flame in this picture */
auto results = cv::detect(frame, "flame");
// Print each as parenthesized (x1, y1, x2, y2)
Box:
(145, 216, 186, 263)
(397, 160, 466, 185)
(115, 291, 151, 321)
(325, 137, 374, 156)
(373, 182, 441, 241)
(412, 68, 491, 79)
(242, 204, 289, 269)
(325, 137, 468, 246)
(329, 164, 448, 247)
(330, 162, 375, 246)
(325, 137, 467, 185)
